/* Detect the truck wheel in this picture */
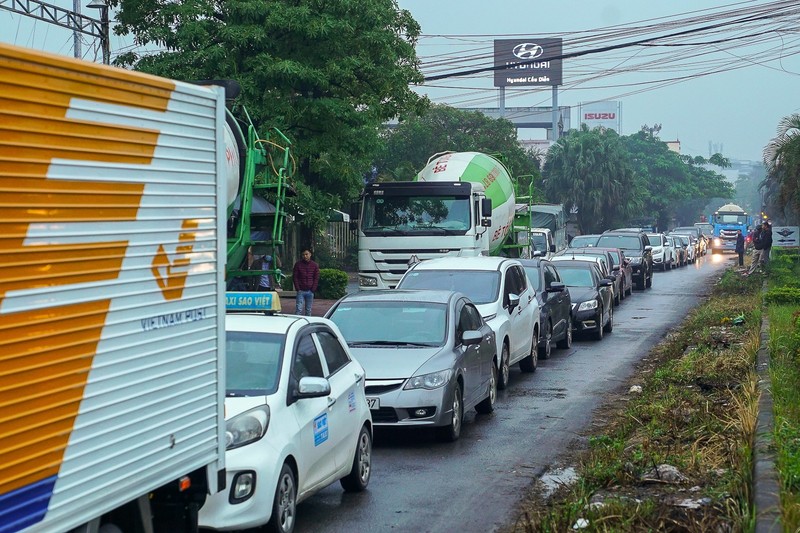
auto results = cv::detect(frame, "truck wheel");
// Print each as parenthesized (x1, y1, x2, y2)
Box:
(267, 463, 296, 533)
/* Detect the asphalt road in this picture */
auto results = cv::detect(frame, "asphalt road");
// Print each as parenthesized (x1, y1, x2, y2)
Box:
(288, 253, 734, 533)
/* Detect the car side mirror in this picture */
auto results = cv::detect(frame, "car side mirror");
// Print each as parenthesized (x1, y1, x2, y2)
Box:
(507, 293, 520, 311)
(462, 330, 483, 346)
(612, 265, 620, 271)
(547, 282, 565, 293)
(549, 244, 556, 253)
(295, 376, 331, 400)
(599, 279, 612, 287)
(605, 275, 616, 281)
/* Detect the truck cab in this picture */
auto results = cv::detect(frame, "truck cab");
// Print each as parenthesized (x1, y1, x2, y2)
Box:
(528, 228, 557, 260)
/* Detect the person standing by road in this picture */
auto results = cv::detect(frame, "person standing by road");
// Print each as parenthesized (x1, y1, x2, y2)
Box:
(747, 225, 764, 274)
(293, 249, 320, 316)
(735, 230, 745, 267)
(760, 221, 773, 267)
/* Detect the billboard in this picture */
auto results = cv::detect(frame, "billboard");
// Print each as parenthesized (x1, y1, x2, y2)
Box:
(493, 38, 563, 87)
(579, 101, 620, 132)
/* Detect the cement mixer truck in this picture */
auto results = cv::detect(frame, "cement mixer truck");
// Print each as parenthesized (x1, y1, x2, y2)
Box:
(354, 151, 530, 289)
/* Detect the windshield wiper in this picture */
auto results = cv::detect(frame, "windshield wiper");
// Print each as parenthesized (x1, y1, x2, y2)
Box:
(350, 340, 436, 347)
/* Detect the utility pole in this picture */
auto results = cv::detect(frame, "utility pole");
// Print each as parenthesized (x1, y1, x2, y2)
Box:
(72, 0, 81, 59)
(0, 0, 108, 64)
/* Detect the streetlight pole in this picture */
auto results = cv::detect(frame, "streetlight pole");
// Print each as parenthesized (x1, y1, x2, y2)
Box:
(86, 0, 110, 65)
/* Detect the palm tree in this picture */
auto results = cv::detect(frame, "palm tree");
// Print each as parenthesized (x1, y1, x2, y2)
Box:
(763, 113, 800, 223)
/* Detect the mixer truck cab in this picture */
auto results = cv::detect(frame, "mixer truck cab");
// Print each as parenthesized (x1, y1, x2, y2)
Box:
(354, 152, 517, 290)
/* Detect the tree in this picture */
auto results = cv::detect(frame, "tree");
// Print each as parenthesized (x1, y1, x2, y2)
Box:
(621, 132, 733, 229)
(543, 125, 640, 234)
(763, 113, 800, 224)
(376, 104, 543, 199)
(112, 0, 428, 230)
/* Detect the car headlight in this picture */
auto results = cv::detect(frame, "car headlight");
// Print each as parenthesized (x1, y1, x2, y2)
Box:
(577, 300, 599, 311)
(630, 256, 642, 264)
(226, 405, 270, 450)
(404, 369, 453, 390)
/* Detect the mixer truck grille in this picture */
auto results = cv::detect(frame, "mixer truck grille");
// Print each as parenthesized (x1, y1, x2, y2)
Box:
(371, 249, 462, 275)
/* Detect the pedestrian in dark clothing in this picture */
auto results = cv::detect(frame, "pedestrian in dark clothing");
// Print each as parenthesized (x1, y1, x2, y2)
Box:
(747, 226, 764, 274)
(293, 249, 320, 316)
(735, 230, 745, 266)
(760, 222, 773, 266)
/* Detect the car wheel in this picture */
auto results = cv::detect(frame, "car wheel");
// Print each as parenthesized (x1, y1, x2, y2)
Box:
(557, 317, 572, 349)
(537, 321, 552, 360)
(437, 382, 463, 442)
(497, 342, 511, 390)
(520, 326, 539, 372)
(603, 304, 614, 333)
(340, 425, 372, 492)
(614, 287, 621, 306)
(593, 307, 604, 341)
(266, 463, 296, 533)
(475, 363, 497, 414)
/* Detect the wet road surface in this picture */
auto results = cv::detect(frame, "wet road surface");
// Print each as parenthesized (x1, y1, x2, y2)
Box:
(287, 254, 733, 533)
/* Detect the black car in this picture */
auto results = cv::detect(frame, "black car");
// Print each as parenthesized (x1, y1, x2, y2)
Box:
(519, 258, 573, 359)
(593, 247, 634, 298)
(560, 247, 623, 306)
(596, 230, 654, 289)
(551, 260, 614, 341)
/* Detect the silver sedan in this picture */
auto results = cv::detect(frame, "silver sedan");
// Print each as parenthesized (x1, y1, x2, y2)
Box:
(325, 289, 497, 442)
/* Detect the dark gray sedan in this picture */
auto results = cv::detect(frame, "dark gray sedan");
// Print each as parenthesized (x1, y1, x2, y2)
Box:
(325, 289, 497, 442)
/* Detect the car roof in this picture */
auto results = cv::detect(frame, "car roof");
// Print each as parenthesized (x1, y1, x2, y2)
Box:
(332, 289, 458, 305)
(603, 229, 645, 235)
(517, 257, 550, 267)
(408, 256, 514, 272)
(550, 259, 602, 271)
(225, 313, 323, 334)
(567, 247, 612, 255)
(552, 255, 602, 264)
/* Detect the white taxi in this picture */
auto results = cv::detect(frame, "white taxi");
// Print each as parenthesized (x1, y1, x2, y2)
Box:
(199, 292, 373, 533)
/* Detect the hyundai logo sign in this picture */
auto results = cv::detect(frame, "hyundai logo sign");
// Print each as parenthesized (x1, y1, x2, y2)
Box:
(512, 43, 544, 60)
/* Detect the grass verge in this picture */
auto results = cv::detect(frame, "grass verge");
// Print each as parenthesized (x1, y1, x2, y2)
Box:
(765, 249, 800, 529)
(509, 267, 762, 532)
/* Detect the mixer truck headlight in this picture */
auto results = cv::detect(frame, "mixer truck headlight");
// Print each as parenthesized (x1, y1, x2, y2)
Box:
(714, 238, 722, 246)
(359, 276, 378, 287)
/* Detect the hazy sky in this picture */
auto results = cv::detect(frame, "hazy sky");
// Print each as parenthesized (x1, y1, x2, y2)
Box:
(2, 0, 798, 162)
(397, 0, 800, 162)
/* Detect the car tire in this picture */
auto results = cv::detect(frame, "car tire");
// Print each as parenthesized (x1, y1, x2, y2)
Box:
(614, 287, 621, 306)
(340, 425, 372, 492)
(593, 308, 604, 341)
(266, 463, 296, 533)
(635, 274, 644, 290)
(557, 317, 572, 349)
(520, 326, 539, 372)
(497, 342, 511, 390)
(437, 382, 463, 442)
(603, 304, 614, 333)
(475, 363, 497, 415)
(537, 321, 552, 360)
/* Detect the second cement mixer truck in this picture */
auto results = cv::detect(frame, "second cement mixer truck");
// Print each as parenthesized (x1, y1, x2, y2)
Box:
(354, 151, 531, 289)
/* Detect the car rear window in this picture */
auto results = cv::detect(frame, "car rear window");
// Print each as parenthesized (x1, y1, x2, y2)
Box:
(596, 235, 642, 251)
(399, 269, 500, 305)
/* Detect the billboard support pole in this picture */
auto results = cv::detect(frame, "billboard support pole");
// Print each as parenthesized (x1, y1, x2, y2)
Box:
(551, 85, 558, 141)
(499, 86, 505, 117)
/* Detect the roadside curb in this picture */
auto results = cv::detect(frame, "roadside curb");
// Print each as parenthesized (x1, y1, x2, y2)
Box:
(755, 279, 781, 532)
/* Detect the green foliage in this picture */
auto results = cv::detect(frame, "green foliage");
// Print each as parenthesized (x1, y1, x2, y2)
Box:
(280, 273, 293, 291)
(113, 0, 428, 229)
(763, 113, 800, 224)
(376, 104, 543, 199)
(318, 268, 348, 299)
(542, 125, 640, 233)
(765, 287, 800, 305)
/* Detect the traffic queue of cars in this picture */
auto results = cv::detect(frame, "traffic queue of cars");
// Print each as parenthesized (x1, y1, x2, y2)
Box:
(204, 226, 710, 532)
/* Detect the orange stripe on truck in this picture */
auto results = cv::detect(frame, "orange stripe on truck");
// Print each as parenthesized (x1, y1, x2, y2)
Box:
(0, 42, 177, 497)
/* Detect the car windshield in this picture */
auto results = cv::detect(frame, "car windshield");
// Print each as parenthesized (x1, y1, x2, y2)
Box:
(522, 266, 541, 290)
(328, 301, 447, 346)
(556, 267, 595, 288)
(399, 269, 500, 305)
(226, 331, 284, 396)
(596, 235, 642, 251)
(530, 233, 547, 250)
(569, 235, 599, 247)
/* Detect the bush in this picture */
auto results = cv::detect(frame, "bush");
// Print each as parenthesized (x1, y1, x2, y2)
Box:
(765, 287, 800, 305)
(318, 269, 348, 299)
(280, 273, 293, 291)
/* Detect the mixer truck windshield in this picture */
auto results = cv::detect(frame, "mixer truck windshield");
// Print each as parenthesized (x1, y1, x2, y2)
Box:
(717, 213, 748, 224)
(362, 195, 471, 235)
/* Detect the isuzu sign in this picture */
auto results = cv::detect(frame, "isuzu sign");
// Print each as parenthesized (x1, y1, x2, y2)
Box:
(579, 101, 620, 132)
(494, 38, 563, 87)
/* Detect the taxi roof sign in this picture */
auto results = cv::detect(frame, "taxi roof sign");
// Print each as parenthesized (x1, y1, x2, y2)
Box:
(226, 291, 282, 313)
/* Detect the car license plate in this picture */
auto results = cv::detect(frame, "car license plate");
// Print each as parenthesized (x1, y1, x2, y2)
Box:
(366, 397, 380, 410)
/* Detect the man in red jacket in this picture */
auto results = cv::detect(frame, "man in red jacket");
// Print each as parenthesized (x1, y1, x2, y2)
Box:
(293, 249, 320, 316)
